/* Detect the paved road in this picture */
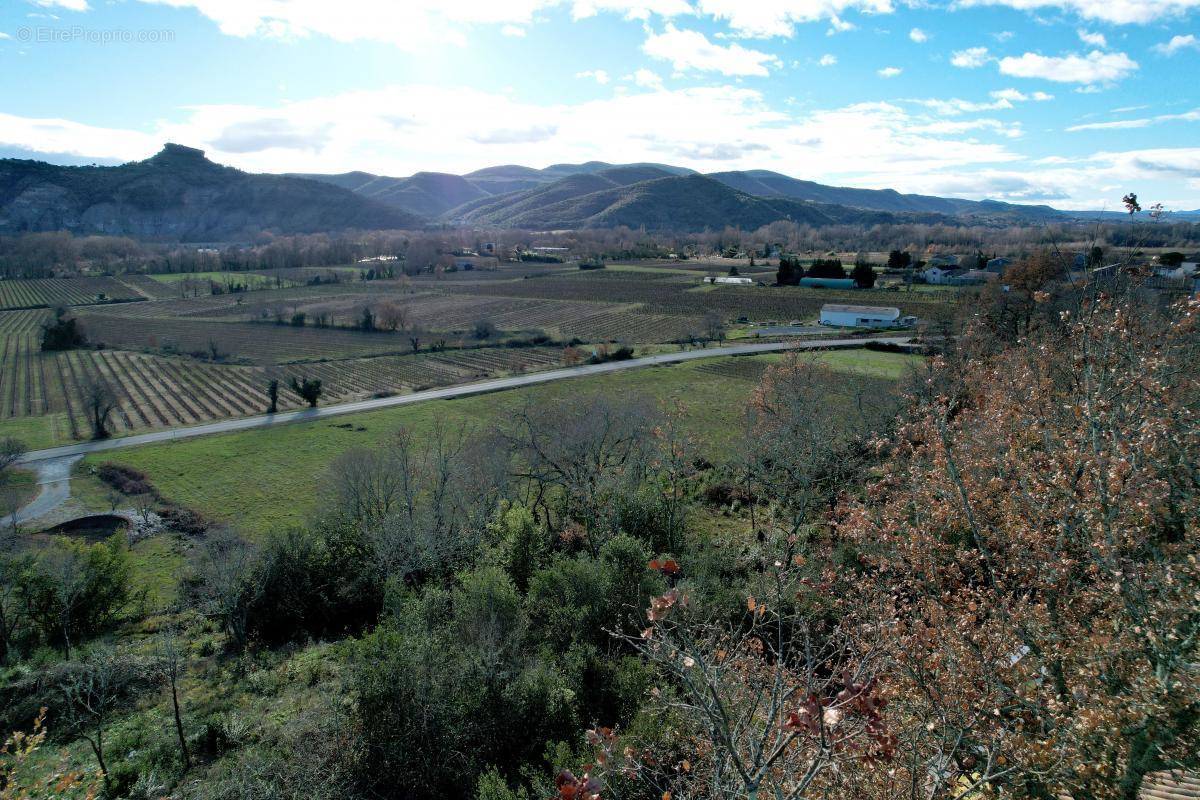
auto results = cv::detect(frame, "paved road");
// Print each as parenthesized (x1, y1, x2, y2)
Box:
(10, 454, 81, 526)
(15, 335, 910, 476)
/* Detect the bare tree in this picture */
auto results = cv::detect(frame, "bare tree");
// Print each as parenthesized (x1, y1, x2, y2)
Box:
(702, 311, 726, 345)
(376, 300, 408, 332)
(322, 425, 508, 587)
(745, 356, 896, 540)
(506, 393, 656, 553)
(323, 444, 412, 528)
(131, 492, 157, 537)
(79, 374, 118, 440)
(0, 439, 26, 537)
(43, 544, 89, 658)
(0, 436, 26, 475)
(156, 627, 191, 772)
(0, 551, 30, 663)
(408, 326, 424, 353)
(559, 541, 894, 800)
(184, 527, 257, 650)
(55, 649, 151, 791)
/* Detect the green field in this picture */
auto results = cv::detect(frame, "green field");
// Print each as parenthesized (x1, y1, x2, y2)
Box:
(0, 414, 71, 451)
(80, 349, 919, 538)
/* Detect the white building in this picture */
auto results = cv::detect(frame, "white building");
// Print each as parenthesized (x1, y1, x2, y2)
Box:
(922, 266, 964, 285)
(820, 304, 913, 328)
(703, 276, 754, 285)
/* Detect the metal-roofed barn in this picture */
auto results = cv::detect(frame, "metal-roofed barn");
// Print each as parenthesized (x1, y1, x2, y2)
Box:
(820, 304, 913, 328)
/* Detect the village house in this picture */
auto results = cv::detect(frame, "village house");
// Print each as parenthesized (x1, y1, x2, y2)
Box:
(921, 265, 963, 285)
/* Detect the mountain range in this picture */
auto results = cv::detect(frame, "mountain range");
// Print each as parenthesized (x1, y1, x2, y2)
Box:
(0, 144, 420, 240)
(297, 161, 1063, 227)
(6, 144, 1194, 240)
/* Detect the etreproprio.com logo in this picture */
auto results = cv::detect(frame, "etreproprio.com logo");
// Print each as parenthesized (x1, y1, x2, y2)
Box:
(15, 26, 176, 44)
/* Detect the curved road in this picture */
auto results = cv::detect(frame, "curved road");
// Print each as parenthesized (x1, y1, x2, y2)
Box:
(13, 335, 910, 520)
(10, 454, 81, 526)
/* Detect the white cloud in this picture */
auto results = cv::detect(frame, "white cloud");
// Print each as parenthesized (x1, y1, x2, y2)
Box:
(988, 87, 1053, 102)
(628, 68, 664, 88)
(825, 15, 856, 33)
(34, 0, 89, 10)
(1067, 108, 1200, 131)
(0, 86, 1021, 189)
(642, 24, 780, 75)
(8, 83, 1199, 209)
(0, 111, 157, 162)
(696, 0, 894, 38)
(990, 88, 1027, 101)
(899, 148, 1200, 208)
(818, 53, 837, 65)
(909, 27, 927, 42)
(878, 66, 902, 77)
(129, 0, 549, 48)
(916, 96, 1009, 114)
(501, 24, 527, 36)
(909, 118, 1024, 138)
(569, 0, 695, 19)
(1076, 29, 1105, 46)
(576, 69, 611, 84)
(1153, 34, 1199, 55)
(469, 124, 559, 144)
(955, 0, 1200, 25)
(998, 50, 1138, 84)
(904, 88, 1054, 119)
(950, 46, 991, 67)
(123, 0, 691, 49)
(0, 32, 10, 40)
(993, 30, 1014, 41)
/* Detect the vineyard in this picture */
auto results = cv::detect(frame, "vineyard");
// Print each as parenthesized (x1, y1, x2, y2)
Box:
(0, 337, 568, 443)
(0, 263, 958, 445)
(0, 277, 146, 310)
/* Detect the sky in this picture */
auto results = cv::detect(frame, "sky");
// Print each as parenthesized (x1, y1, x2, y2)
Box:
(1, 0, 1199, 210)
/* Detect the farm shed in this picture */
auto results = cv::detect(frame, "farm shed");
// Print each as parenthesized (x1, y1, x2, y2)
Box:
(799, 277, 856, 289)
(820, 304, 910, 328)
(703, 276, 754, 285)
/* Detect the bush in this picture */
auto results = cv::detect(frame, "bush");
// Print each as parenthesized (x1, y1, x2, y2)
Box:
(863, 340, 909, 353)
(18, 538, 134, 656)
(40, 309, 87, 351)
(586, 346, 634, 364)
(244, 525, 381, 646)
(158, 504, 210, 536)
(97, 462, 159, 498)
(352, 577, 575, 800)
(472, 320, 497, 340)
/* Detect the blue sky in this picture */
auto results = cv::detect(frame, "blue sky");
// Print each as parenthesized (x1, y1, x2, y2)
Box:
(1, 0, 1199, 209)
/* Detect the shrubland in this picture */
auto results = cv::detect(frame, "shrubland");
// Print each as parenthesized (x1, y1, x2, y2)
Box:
(0, 255, 1195, 800)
